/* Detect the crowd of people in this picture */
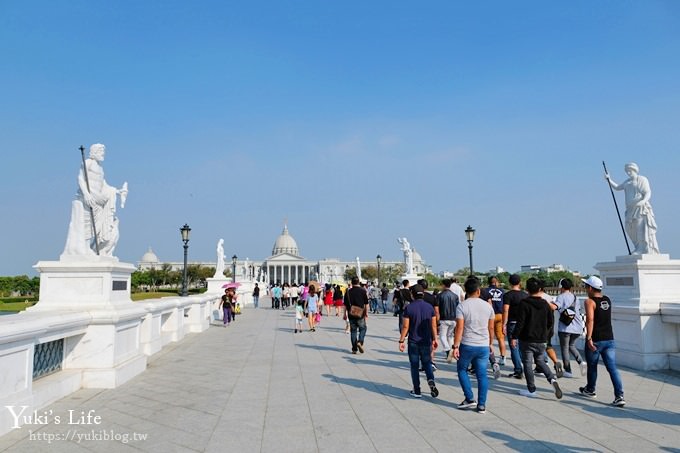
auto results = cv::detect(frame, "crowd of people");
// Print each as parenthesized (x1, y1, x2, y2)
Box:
(232, 272, 626, 414)
(396, 274, 626, 413)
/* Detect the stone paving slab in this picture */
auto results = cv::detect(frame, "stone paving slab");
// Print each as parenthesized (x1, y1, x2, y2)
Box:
(1, 306, 680, 452)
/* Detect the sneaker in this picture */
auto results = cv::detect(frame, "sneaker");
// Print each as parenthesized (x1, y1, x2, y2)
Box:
(555, 362, 564, 379)
(446, 349, 454, 363)
(507, 371, 524, 380)
(612, 396, 626, 407)
(551, 379, 563, 399)
(476, 405, 486, 414)
(294, 329, 298, 333)
(533, 367, 543, 375)
(562, 371, 573, 378)
(579, 361, 587, 376)
(492, 363, 501, 379)
(499, 356, 506, 366)
(357, 342, 364, 353)
(431, 363, 438, 372)
(457, 399, 476, 409)
(410, 390, 422, 398)
(579, 386, 597, 398)
(351, 350, 357, 355)
(519, 389, 538, 398)
(428, 379, 439, 398)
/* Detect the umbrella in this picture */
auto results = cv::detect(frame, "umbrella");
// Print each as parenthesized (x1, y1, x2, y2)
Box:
(222, 282, 241, 289)
(308, 281, 321, 291)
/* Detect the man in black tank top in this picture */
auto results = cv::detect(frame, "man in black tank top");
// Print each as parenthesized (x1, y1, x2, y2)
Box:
(580, 276, 626, 407)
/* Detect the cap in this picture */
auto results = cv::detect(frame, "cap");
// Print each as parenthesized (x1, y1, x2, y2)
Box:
(581, 276, 603, 290)
(410, 284, 425, 296)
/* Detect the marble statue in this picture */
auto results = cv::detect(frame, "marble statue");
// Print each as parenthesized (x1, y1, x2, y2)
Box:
(355, 257, 362, 281)
(606, 162, 660, 255)
(62, 144, 128, 257)
(214, 239, 226, 278)
(397, 237, 414, 275)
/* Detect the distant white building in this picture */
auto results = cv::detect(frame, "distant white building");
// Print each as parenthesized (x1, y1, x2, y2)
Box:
(520, 263, 573, 274)
(138, 224, 429, 285)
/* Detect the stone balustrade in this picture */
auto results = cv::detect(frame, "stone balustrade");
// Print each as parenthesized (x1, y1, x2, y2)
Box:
(0, 293, 220, 436)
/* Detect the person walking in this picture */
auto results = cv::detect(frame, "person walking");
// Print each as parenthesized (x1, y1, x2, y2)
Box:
(380, 283, 389, 314)
(485, 276, 507, 366)
(271, 284, 282, 309)
(294, 300, 304, 333)
(220, 289, 234, 327)
(555, 278, 586, 378)
(394, 280, 413, 332)
(333, 284, 344, 316)
(538, 284, 564, 378)
(344, 277, 369, 354)
(306, 284, 319, 332)
(436, 278, 460, 363)
(511, 278, 562, 399)
(252, 283, 260, 309)
(398, 284, 439, 398)
(502, 274, 528, 379)
(579, 276, 626, 407)
(323, 284, 334, 316)
(452, 277, 495, 413)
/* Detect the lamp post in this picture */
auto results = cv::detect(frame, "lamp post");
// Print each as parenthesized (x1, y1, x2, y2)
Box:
(465, 225, 475, 277)
(231, 255, 238, 283)
(180, 224, 191, 296)
(376, 254, 382, 287)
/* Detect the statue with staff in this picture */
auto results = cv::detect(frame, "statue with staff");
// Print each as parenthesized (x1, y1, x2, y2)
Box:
(62, 144, 128, 258)
(604, 161, 659, 255)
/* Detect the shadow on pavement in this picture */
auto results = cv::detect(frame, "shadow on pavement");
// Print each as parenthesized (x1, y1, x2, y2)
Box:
(321, 373, 409, 400)
(561, 397, 680, 426)
(482, 431, 605, 452)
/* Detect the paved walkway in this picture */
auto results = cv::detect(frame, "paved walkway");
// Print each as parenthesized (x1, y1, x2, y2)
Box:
(2, 305, 680, 452)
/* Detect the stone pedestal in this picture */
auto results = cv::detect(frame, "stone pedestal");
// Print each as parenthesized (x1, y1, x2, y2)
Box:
(399, 274, 421, 286)
(206, 277, 230, 294)
(595, 254, 680, 370)
(29, 257, 147, 387)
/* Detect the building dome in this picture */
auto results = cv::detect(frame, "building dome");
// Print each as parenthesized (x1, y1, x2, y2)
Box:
(412, 248, 423, 263)
(272, 225, 299, 256)
(141, 247, 160, 264)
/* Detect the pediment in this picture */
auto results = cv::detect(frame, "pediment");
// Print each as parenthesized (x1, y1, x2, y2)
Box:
(266, 253, 306, 261)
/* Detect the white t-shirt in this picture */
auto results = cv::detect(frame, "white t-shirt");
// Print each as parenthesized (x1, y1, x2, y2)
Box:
(456, 297, 495, 347)
(555, 291, 585, 334)
(451, 283, 464, 301)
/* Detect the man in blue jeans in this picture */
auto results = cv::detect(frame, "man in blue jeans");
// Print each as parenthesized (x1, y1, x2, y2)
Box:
(453, 277, 495, 413)
(398, 284, 439, 398)
(580, 276, 626, 407)
(345, 277, 369, 354)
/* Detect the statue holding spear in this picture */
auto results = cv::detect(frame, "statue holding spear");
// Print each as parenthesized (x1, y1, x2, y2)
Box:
(62, 144, 128, 258)
(604, 162, 659, 255)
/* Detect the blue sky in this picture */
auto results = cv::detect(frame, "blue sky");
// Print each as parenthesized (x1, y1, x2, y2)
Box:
(1, 1, 679, 276)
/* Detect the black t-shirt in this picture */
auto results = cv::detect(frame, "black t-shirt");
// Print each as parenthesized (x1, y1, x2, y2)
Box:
(253, 286, 260, 296)
(393, 288, 413, 309)
(503, 289, 529, 322)
(380, 287, 389, 300)
(344, 286, 369, 315)
(423, 291, 436, 307)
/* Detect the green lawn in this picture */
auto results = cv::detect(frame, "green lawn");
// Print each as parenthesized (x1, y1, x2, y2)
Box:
(0, 300, 36, 312)
(131, 292, 178, 301)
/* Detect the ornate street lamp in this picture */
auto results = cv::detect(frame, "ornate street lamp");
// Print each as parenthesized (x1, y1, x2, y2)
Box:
(231, 255, 238, 283)
(376, 254, 382, 287)
(465, 225, 475, 277)
(180, 224, 191, 296)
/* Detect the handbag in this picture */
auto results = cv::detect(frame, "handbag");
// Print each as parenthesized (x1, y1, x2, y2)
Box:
(315, 312, 321, 323)
(559, 295, 577, 326)
(349, 304, 365, 318)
